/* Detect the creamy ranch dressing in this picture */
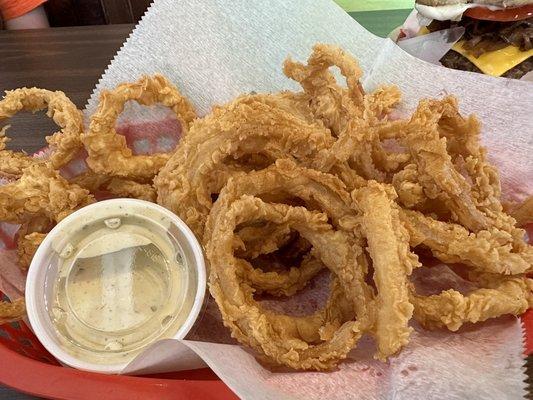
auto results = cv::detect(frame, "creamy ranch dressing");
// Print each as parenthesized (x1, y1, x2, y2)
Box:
(47, 208, 196, 366)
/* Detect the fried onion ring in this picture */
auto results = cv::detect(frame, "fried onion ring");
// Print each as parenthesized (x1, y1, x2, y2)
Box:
(401, 209, 533, 275)
(235, 222, 292, 260)
(283, 43, 364, 137)
(284, 44, 408, 182)
(412, 276, 532, 331)
(354, 181, 419, 360)
(0, 163, 94, 224)
(207, 195, 365, 370)
(155, 98, 334, 238)
(203, 159, 374, 302)
(0, 298, 26, 325)
(402, 97, 521, 238)
(403, 98, 492, 232)
(83, 74, 196, 181)
(0, 128, 36, 177)
(0, 87, 83, 171)
(71, 172, 156, 202)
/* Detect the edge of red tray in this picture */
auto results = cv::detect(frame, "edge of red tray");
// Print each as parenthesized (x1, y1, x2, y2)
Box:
(0, 343, 238, 400)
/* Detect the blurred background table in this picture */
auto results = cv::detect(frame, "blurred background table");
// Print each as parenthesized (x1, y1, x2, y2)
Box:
(0, 8, 412, 154)
(0, 24, 133, 153)
(0, 4, 530, 400)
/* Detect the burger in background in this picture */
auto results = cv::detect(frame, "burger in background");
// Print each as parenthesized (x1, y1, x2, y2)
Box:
(403, 0, 532, 79)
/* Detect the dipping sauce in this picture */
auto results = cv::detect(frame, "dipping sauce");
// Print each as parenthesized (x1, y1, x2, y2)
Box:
(39, 201, 202, 367)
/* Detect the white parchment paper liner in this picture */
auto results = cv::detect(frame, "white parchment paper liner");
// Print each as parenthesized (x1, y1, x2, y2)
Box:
(78, 0, 531, 398)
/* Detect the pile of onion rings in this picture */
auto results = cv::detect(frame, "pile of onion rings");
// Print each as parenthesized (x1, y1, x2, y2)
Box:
(0, 44, 531, 371)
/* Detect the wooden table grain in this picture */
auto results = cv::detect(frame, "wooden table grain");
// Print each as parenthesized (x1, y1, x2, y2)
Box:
(0, 10, 413, 154)
(0, 22, 129, 400)
(0, 24, 133, 154)
(0, 11, 531, 400)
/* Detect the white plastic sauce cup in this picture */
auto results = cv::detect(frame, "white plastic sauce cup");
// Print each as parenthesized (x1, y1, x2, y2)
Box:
(25, 199, 206, 374)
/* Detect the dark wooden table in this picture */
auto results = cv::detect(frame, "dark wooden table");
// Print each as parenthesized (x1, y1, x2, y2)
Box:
(1, 11, 531, 400)
(0, 24, 133, 154)
(0, 22, 130, 400)
(0, 9, 412, 155)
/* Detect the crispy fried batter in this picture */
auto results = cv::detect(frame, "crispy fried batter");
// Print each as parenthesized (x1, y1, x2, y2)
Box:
(404, 98, 492, 232)
(0, 298, 26, 325)
(402, 209, 533, 275)
(435, 97, 502, 215)
(403, 97, 523, 238)
(354, 182, 419, 360)
(83, 74, 196, 181)
(204, 160, 371, 301)
(412, 277, 532, 331)
(0, 128, 37, 177)
(285, 44, 407, 183)
(234, 254, 324, 298)
(17, 232, 46, 270)
(0, 163, 94, 224)
(235, 222, 292, 259)
(155, 98, 334, 238)
(392, 164, 426, 208)
(284, 43, 363, 137)
(69, 171, 156, 201)
(105, 178, 156, 202)
(0, 87, 83, 170)
(207, 195, 365, 370)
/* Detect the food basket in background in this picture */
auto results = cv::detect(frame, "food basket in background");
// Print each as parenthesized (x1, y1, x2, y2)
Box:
(0, 291, 237, 400)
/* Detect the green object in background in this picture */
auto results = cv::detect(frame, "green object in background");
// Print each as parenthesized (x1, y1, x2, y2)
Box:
(349, 9, 411, 37)
(333, 0, 413, 38)
(334, 0, 414, 12)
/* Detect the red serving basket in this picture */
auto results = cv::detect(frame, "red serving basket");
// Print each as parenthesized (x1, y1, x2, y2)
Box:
(2, 119, 531, 400)
(2, 303, 530, 400)
(0, 292, 238, 400)
(0, 120, 239, 399)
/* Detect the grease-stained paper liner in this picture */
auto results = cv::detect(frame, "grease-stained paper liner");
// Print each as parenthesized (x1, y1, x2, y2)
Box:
(82, 0, 530, 396)
(183, 317, 526, 400)
(85, 0, 532, 203)
(1, 0, 528, 397)
(81, 0, 533, 399)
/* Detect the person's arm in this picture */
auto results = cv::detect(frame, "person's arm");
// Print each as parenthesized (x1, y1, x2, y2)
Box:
(0, 0, 49, 30)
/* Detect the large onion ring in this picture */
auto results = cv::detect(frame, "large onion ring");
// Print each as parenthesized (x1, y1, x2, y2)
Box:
(353, 181, 419, 360)
(206, 195, 365, 370)
(0, 87, 83, 172)
(155, 97, 334, 238)
(204, 159, 375, 303)
(83, 75, 196, 181)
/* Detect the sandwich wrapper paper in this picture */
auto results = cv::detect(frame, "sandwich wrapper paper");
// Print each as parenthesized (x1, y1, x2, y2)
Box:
(0, 0, 531, 398)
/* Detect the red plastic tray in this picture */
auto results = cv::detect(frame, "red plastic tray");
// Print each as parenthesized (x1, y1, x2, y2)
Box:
(0, 122, 238, 399)
(2, 125, 531, 399)
(0, 303, 238, 400)
(2, 307, 530, 400)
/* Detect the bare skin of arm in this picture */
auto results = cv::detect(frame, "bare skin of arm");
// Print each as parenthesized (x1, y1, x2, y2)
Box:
(5, 5, 49, 30)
